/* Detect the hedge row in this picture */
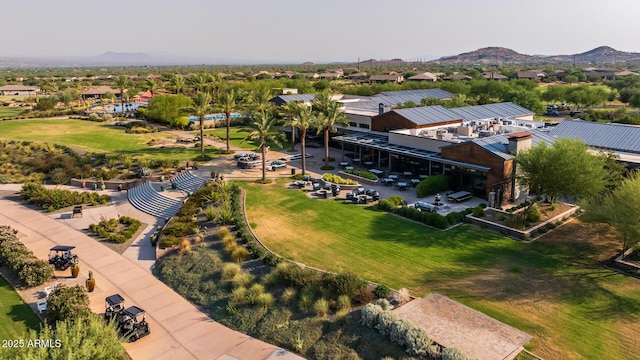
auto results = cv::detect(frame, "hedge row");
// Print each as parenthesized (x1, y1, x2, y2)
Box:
(88, 216, 142, 244)
(0, 225, 53, 287)
(21, 182, 110, 211)
(343, 169, 378, 181)
(361, 304, 469, 359)
(321, 173, 358, 185)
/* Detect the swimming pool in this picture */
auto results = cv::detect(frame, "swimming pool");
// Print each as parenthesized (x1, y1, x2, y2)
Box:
(187, 113, 245, 121)
(105, 103, 147, 113)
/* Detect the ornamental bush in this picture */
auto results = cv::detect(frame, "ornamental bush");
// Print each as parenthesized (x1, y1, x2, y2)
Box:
(0, 227, 53, 287)
(389, 318, 412, 347)
(344, 169, 378, 181)
(404, 325, 432, 356)
(416, 175, 449, 197)
(375, 310, 398, 337)
(442, 347, 469, 360)
(20, 182, 109, 211)
(46, 284, 91, 325)
(321, 173, 358, 185)
(360, 303, 383, 328)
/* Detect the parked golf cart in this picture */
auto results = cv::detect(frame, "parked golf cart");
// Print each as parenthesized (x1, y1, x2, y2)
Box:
(48, 245, 78, 270)
(104, 294, 125, 323)
(119, 306, 150, 342)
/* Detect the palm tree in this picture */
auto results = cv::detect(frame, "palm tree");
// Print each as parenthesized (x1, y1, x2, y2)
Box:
(206, 73, 223, 100)
(188, 74, 208, 93)
(114, 76, 130, 114)
(215, 89, 237, 152)
(169, 74, 186, 94)
(244, 112, 282, 182)
(289, 104, 318, 175)
(248, 87, 275, 116)
(144, 78, 158, 97)
(283, 101, 302, 151)
(313, 93, 348, 167)
(184, 92, 214, 159)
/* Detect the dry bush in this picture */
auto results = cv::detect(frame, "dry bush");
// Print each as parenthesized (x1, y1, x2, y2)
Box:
(223, 234, 237, 247)
(218, 226, 231, 239)
(179, 238, 191, 253)
(222, 263, 242, 280)
(231, 247, 248, 263)
(392, 288, 411, 305)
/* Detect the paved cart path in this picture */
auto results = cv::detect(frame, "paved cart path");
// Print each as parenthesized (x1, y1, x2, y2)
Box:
(0, 198, 303, 360)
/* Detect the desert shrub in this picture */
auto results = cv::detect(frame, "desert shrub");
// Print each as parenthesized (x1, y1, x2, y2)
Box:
(46, 284, 91, 325)
(222, 234, 237, 247)
(442, 347, 469, 360)
(263, 253, 283, 266)
(18, 260, 54, 287)
(162, 221, 196, 238)
(159, 235, 180, 248)
(326, 272, 366, 298)
(298, 293, 315, 313)
(352, 286, 375, 305)
(256, 293, 274, 309)
(279, 265, 320, 288)
(280, 288, 297, 305)
(20, 182, 110, 211)
(375, 310, 398, 337)
(205, 205, 216, 221)
(247, 283, 265, 304)
(389, 318, 412, 347)
(231, 272, 254, 289)
(392, 288, 411, 305)
(343, 169, 378, 181)
(313, 298, 330, 318)
(374, 284, 391, 298)
(526, 206, 541, 223)
(231, 247, 249, 263)
(230, 287, 249, 305)
(337, 294, 351, 311)
(416, 175, 449, 197)
(321, 173, 358, 185)
(88, 215, 141, 244)
(310, 339, 360, 360)
(221, 263, 242, 281)
(405, 325, 432, 356)
(246, 241, 264, 258)
(224, 240, 238, 253)
(179, 238, 191, 253)
(472, 205, 486, 217)
(375, 298, 391, 311)
(360, 303, 383, 328)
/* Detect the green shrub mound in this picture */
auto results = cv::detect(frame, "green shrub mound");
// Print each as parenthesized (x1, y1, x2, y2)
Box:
(21, 182, 110, 211)
(377, 196, 404, 211)
(0, 225, 53, 287)
(321, 173, 358, 185)
(416, 175, 449, 198)
(89, 216, 142, 243)
(343, 169, 378, 181)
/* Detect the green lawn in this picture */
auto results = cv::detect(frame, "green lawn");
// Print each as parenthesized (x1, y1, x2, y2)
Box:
(0, 275, 41, 339)
(243, 180, 640, 360)
(0, 107, 23, 118)
(203, 126, 292, 151)
(0, 118, 221, 161)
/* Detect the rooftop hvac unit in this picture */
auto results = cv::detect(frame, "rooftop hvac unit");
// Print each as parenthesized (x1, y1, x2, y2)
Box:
(478, 130, 492, 137)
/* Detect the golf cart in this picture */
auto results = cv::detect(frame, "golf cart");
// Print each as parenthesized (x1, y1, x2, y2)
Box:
(119, 306, 150, 342)
(104, 294, 125, 323)
(48, 245, 77, 270)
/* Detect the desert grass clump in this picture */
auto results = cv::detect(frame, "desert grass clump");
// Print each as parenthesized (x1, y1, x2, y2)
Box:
(280, 287, 297, 305)
(179, 238, 191, 253)
(313, 298, 330, 318)
(224, 240, 239, 253)
(337, 294, 351, 311)
(392, 288, 411, 305)
(335, 308, 350, 324)
(217, 226, 231, 240)
(256, 293, 274, 309)
(222, 263, 242, 281)
(298, 293, 315, 313)
(230, 287, 248, 305)
(231, 272, 254, 289)
(231, 247, 248, 263)
(222, 234, 237, 248)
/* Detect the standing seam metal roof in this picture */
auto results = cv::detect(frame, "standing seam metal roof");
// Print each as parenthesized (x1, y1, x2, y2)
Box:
(272, 94, 316, 103)
(378, 89, 452, 99)
(547, 120, 640, 154)
(470, 131, 556, 160)
(390, 106, 461, 126)
(448, 102, 534, 121)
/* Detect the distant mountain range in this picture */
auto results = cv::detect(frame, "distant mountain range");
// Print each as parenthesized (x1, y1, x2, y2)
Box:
(2, 47, 640, 68)
(431, 46, 640, 65)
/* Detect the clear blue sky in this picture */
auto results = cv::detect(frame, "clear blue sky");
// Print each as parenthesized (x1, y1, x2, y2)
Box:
(3, 0, 639, 63)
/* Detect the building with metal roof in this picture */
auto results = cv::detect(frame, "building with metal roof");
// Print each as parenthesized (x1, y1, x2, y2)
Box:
(547, 120, 640, 154)
(0, 85, 40, 96)
(269, 93, 316, 106)
(370, 106, 462, 132)
(377, 89, 452, 99)
(448, 102, 535, 121)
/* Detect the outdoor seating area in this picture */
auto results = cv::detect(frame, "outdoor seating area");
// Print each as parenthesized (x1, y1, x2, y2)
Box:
(446, 191, 473, 203)
(169, 171, 206, 193)
(37, 281, 60, 314)
(127, 182, 182, 218)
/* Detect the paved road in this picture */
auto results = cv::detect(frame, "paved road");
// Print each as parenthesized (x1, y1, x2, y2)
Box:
(0, 198, 303, 360)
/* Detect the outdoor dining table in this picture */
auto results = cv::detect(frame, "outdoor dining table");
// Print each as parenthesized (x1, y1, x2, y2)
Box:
(339, 161, 349, 167)
(352, 158, 361, 163)
(403, 171, 413, 177)
(410, 178, 421, 186)
(382, 178, 394, 186)
(369, 169, 384, 176)
(418, 174, 429, 179)
(364, 161, 374, 166)
(344, 166, 354, 171)
(396, 181, 408, 190)
(388, 174, 399, 180)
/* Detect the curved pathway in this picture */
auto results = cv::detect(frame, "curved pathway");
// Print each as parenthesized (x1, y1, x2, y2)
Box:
(0, 198, 303, 360)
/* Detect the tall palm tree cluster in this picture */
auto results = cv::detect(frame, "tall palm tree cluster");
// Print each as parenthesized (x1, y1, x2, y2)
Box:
(117, 72, 349, 181)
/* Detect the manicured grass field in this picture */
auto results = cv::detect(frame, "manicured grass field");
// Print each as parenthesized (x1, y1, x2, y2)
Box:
(0, 118, 218, 161)
(0, 107, 23, 118)
(203, 126, 292, 151)
(243, 180, 640, 360)
(0, 275, 41, 340)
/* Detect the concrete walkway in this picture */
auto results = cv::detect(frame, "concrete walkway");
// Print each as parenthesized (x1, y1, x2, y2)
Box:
(0, 198, 303, 360)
